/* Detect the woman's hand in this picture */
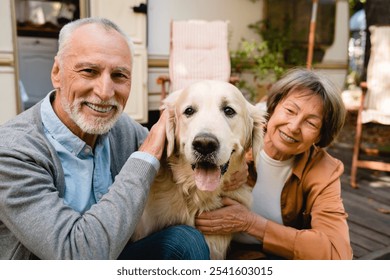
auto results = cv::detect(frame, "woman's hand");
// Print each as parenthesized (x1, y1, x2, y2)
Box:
(222, 161, 249, 191)
(195, 197, 256, 235)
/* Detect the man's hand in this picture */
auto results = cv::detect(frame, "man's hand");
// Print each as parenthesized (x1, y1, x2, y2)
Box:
(139, 110, 168, 160)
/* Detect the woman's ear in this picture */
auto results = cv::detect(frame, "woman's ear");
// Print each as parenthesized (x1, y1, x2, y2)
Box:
(314, 137, 321, 147)
(51, 56, 61, 89)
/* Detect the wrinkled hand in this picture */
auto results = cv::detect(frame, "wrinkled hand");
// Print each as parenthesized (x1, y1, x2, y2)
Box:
(223, 161, 248, 191)
(195, 197, 256, 235)
(139, 110, 168, 160)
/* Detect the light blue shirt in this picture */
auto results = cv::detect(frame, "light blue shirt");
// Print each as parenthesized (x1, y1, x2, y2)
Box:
(40, 94, 113, 213)
(40, 92, 160, 213)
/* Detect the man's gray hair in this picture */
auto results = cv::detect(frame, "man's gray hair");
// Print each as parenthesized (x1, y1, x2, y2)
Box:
(57, 17, 134, 68)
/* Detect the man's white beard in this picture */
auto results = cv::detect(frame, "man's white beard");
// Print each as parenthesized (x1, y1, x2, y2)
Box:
(62, 95, 123, 135)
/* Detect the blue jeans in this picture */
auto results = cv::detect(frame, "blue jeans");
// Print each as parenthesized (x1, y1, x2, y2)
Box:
(118, 225, 210, 260)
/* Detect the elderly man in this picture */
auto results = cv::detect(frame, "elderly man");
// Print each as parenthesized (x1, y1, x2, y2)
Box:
(0, 17, 209, 260)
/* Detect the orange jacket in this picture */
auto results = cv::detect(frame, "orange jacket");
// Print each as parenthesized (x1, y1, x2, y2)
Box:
(261, 146, 353, 259)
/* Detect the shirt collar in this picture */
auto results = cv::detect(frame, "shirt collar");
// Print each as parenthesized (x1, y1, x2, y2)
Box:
(292, 145, 317, 180)
(40, 91, 108, 156)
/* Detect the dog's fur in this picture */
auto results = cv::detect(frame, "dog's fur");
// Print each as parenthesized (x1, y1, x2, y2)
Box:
(132, 80, 265, 259)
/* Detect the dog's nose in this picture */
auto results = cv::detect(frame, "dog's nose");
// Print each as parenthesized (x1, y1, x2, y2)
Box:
(192, 133, 219, 155)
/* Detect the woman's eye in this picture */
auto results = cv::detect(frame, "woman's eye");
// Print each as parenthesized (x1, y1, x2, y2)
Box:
(285, 108, 295, 114)
(307, 120, 320, 129)
(184, 106, 195, 117)
(223, 106, 236, 117)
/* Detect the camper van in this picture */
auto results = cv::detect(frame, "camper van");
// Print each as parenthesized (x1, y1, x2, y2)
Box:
(1, 0, 349, 126)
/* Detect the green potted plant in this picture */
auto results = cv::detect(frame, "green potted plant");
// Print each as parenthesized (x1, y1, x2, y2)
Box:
(231, 20, 305, 103)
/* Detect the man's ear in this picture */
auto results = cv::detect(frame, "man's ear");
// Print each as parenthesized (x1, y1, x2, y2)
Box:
(51, 56, 61, 89)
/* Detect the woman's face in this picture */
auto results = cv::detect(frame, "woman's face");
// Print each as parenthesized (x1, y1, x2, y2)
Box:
(264, 89, 323, 161)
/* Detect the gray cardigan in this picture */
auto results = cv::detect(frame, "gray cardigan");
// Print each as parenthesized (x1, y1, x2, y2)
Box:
(0, 101, 156, 259)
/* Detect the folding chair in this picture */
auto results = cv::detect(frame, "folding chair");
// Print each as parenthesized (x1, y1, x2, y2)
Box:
(157, 20, 238, 102)
(350, 25, 390, 188)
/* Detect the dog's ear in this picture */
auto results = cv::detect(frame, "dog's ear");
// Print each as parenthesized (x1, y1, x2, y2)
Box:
(165, 107, 176, 157)
(162, 89, 182, 158)
(248, 104, 267, 166)
(160, 89, 182, 110)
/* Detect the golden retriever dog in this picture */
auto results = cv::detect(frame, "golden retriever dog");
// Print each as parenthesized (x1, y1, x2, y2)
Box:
(132, 80, 265, 259)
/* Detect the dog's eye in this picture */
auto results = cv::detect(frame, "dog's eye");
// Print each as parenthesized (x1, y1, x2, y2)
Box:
(223, 106, 236, 117)
(184, 106, 196, 117)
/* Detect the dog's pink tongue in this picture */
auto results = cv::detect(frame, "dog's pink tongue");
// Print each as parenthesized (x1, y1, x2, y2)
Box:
(194, 168, 221, 191)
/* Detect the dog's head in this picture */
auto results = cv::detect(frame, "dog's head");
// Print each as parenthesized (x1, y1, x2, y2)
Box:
(162, 80, 265, 192)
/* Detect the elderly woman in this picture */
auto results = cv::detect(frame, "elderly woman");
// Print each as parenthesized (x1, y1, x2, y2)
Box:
(195, 68, 353, 260)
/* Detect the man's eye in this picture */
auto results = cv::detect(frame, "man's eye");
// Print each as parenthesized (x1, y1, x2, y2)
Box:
(112, 72, 129, 79)
(184, 106, 196, 117)
(81, 69, 96, 74)
(223, 106, 236, 117)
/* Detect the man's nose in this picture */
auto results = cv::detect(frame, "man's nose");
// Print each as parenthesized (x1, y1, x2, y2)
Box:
(95, 73, 115, 101)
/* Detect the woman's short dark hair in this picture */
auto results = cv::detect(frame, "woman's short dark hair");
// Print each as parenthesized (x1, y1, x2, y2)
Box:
(266, 68, 346, 147)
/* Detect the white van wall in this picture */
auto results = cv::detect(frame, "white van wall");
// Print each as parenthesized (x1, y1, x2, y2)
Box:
(147, 0, 263, 57)
(147, 0, 263, 110)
